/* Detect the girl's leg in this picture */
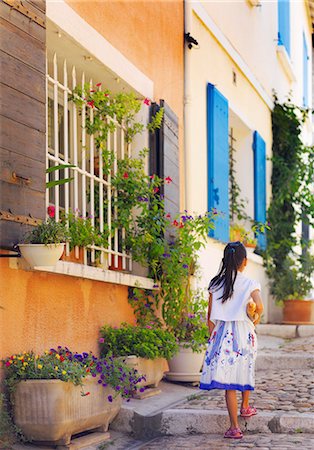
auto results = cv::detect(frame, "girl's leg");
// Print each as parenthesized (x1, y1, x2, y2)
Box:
(225, 390, 239, 429)
(241, 390, 250, 409)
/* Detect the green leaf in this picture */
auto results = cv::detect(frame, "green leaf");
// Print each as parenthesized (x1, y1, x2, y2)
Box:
(46, 164, 75, 173)
(46, 178, 74, 188)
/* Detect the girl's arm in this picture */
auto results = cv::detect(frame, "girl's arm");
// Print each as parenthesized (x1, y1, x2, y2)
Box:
(250, 290, 264, 325)
(207, 293, 215, 335)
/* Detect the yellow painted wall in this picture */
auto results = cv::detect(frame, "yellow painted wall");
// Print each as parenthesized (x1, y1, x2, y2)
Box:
(0, 254, 134, 362)
(66, 0, 185, 206)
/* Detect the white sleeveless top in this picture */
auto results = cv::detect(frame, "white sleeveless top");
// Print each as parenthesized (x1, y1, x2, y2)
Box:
(209, 272, 261, 323)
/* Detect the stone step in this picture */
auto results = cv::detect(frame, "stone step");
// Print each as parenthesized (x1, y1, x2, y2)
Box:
(256, 352, 314, 370)
(257, 324, 314, 339)
(113, 408, 314, 440)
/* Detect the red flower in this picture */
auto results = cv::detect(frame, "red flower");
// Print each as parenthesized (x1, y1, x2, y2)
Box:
(165, 176, 172, 184)
(179, 223, 184, 228)
(86, 368, 90, 373)
(96, 83, 102, 87)
(173, 220, 179, 227)
(60, 356, 65, 362)
(87, 100, 95, 108)
(90, 89, 95, 93)
(47, 205, 55, 218)
(5, 361, 11, 367)
(143, 98, 151, 106)
(153, 187, 159, 193)
(123, 172, 129, 179)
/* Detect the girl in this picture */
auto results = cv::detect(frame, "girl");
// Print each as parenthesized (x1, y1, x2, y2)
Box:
(200, 242, 264, 440)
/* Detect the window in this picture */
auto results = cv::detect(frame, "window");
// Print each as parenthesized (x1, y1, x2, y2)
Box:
(303, 32, 309, 107)
(46, 52, 133, 270)
(207, 83, 229, 242)
(278, 0, 290, 56)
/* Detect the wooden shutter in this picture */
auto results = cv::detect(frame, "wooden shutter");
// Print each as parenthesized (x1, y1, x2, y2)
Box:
(278, 0, 290, 56)
(207, 83, 229, 242)
(253, 131, 266, 250)
(0, 0, 46, 249)
(149, 100, 180, 218)
(303, 32, 309, 107)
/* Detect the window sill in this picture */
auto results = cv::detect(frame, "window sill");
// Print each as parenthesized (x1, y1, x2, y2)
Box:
(11, 258, 157, 290)
(276, 45, 296, 83)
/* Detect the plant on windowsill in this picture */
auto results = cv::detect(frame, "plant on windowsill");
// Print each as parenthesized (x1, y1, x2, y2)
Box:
(99, 323, 178, 389)
(3, 347, 143, 445)
(18, 210, 70, 268)
(60, 209, 109, 264)
(265, 98, 314, 323)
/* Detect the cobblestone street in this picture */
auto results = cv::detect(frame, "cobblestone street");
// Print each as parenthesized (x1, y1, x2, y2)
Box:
(138, 433, 314, 449)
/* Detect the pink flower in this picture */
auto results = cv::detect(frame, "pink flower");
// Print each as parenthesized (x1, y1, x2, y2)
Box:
(47, 205, 55, 218)
(165, 176, 172, 184)
(5, 361, 11, 367)
(96, 82, 102, 87)
(172, 220, 179, 227)
(123, 172, 129, 179)
(143, 98, 151, 106)
(99, 337, 105, 343)
(165, 213, 171, 219)
(87, 100, 95, 108)
(149, 175, 155, 180)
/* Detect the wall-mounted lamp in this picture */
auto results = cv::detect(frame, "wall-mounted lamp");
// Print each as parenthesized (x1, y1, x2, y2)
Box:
(185, 32, 199, 50)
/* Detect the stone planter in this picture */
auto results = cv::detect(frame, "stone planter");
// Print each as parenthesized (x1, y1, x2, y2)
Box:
(166, 343, 206, 382)
(19, 243, 65, 267)
(123, 356, 167, 388)
(13, 378, 122, 446)
(283, 299, 314, 325)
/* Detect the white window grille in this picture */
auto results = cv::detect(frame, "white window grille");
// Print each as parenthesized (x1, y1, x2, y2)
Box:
(46, 52, 132, 271)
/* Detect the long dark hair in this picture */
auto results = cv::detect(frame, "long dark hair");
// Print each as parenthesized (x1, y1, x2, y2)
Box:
(208, 241, 247, 303)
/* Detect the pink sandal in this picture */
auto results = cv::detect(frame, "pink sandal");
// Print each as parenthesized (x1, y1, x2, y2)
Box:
(224, 427, 243, 439)
(240, 405, 257, 418)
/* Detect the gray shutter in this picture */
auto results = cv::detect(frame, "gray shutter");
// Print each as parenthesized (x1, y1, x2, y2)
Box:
(150, 100, 180, 217)
(0, 0, 46, 249)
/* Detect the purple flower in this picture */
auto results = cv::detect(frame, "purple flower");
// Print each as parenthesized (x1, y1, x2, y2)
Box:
(108, 395, 113, 402)
(98, 379, 102, 384)
(182, 264, 188, 269)
(133, 297, 138, 301)
(181, 216, 187, 222)
(139, 387, 145, 392)
(102, 383, 107, 387)
(162, 253, 171, 258)
(144, 303, 150, 308)
(116, 385, 121, 391)
(188, 313, 195, 319)
(213, 208, 218, 215)
(82, 352, 88, 359)
(99, 337, 105, 343)
(160, 194, 164, 199)
(92, 373, 96, 378)
(153, 284, 159, 288)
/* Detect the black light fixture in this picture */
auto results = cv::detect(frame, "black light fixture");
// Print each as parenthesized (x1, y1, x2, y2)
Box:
(185, 32, 199, 50)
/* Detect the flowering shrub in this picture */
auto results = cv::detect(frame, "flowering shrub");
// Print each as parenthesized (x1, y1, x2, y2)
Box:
(4, 347, 143, 401)
(99, 323, 178, 360)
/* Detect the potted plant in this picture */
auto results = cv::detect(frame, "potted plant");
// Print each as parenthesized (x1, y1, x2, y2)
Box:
(99, 323, 178, 388)
(3, 347, 142, 446)
(61, 210, 109, 264)
(18, 215, 69, 267)
(265, 99, 314, 323)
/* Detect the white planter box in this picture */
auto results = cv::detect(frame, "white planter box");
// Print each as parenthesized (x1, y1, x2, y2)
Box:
(19, 243, 65, 267)
(166, 343, 206, 382)
(124, 356, 167, 388)
(13, 378, 122, 446)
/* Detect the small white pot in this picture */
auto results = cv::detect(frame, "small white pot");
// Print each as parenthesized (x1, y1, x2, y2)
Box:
(166, 343, 206, 382)
(19, 243, 65, 267)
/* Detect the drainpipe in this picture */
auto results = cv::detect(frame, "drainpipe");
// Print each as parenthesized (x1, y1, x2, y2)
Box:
(184, 0, 192, 212)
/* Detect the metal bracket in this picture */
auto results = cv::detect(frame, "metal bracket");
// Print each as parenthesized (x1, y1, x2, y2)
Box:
(0, 209, 42, 226)
(2, 0, 46, 28)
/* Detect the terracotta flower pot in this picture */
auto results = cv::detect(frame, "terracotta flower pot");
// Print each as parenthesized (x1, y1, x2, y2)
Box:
(283, 299, 314, 325)
(109, 255, 128, 271)
(61, 247, 84, 264)
(123, 356, 168, 388)
(13, 378, 122, 446)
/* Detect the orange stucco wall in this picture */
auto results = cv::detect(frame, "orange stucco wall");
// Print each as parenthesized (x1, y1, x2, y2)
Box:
(0, 256, 134, 361)
(67, 0, 185, 205)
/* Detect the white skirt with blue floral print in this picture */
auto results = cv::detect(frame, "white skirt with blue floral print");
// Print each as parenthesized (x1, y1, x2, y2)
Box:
(200, 320, 257, 392)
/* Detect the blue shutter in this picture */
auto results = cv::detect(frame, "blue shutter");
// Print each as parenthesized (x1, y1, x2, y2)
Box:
(253, 131, 266, 249)
(207, 83, 229, 242)
(278, 0, 290, 56)
(303, 32, 309, 107)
